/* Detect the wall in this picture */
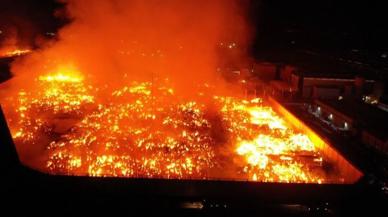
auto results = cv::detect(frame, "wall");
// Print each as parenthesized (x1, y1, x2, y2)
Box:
(268, 97, 363, 184)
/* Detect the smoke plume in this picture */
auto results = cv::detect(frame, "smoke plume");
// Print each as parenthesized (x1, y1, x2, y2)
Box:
(10, 0, 251, 92)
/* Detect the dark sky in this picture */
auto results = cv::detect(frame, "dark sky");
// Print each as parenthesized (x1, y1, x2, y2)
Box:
(0, 0, 64, 47)
(1, 0, 387, 51)
(252, 0, 388, 51)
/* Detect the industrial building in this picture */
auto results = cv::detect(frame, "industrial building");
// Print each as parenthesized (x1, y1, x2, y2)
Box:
(311, 99, 388, 155)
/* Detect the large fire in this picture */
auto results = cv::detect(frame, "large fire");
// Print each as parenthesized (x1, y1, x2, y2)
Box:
(2, 67, 344, 183)
(0, 0, 358, 184)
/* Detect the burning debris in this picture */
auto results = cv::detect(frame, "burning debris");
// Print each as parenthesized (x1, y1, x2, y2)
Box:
(0, 49, 31, 58)
(2, 68, 342, 183)
(0, 1, 351, 183)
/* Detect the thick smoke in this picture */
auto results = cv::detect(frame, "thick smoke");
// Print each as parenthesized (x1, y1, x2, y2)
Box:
(1, 0, 253, 171)
(10, 0, 251, 92)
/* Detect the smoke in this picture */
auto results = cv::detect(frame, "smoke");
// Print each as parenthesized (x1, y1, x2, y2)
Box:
(0, 28, 19, 52)
(0, 0, 57, 53)
(0, 27, 30, 55)
(1, 0, 253, 172)
(10, 0, 252, 92)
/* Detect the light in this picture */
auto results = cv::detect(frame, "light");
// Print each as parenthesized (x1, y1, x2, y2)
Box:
(316, 106, 321, 116)
(344, 122, 349, 130)
(328, 114, 333, 120)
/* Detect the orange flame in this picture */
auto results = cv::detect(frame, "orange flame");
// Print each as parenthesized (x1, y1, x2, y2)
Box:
(2, 67, 343, 183)
(0, 49, 31, 58)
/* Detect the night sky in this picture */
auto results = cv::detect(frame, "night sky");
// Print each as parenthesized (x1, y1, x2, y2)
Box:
(0, 0, 64, 47)
(1, 0, 388, 59)
(253, 1, 388, 51)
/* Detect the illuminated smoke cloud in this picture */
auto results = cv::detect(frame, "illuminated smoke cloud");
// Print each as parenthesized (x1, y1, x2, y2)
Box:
(10, 0, 251, 91)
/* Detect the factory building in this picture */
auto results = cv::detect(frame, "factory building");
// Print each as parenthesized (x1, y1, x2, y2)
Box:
(310, 99, 388, 155)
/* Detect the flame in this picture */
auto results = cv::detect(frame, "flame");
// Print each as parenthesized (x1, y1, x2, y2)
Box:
(39, 73, 83, 83)
(38, 65, 83, 83)
(0, 49, 31, 58)
(2, 68, 343, 183)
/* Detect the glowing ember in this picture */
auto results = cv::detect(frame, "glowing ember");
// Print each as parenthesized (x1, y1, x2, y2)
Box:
(0, 49, 31, 58)
(2, 69, 343, 183)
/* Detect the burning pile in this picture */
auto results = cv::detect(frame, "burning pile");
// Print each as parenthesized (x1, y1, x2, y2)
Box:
(3, 68, 339, 183)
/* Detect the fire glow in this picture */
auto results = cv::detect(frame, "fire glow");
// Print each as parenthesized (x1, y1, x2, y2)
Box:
(2, 68, 343, 183)
(0, 49, 31, 58)
(0, 0, 356, 184)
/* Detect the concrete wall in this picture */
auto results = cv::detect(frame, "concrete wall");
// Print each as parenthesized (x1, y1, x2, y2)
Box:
(268, 97, 363, 184)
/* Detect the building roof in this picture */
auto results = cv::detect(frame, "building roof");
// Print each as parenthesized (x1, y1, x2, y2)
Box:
(270, 80, 297, 92)
(316, 99, 388, 141)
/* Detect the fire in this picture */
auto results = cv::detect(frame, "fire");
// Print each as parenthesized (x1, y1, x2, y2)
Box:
(2, 67, 343, 183)
(38, 65, 83, 83)
(235, 133, 322, 183)
(39, 73, 82, 83)
(0, 49, 31, 58)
